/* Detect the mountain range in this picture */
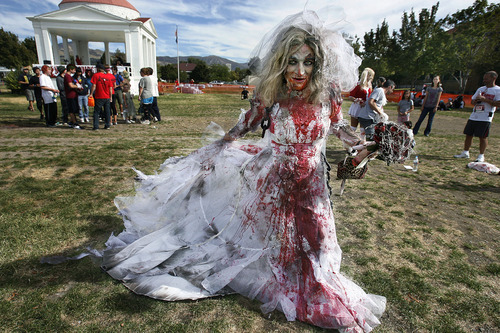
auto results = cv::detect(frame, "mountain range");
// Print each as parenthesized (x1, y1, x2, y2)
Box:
(59, 42, 248, 70)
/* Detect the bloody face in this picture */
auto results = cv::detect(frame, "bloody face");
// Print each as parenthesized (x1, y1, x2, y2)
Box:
(285, 44, 315, 91)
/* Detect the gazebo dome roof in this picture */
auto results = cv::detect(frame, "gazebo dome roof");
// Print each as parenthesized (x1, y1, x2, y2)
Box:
(58, 0, 140, 19)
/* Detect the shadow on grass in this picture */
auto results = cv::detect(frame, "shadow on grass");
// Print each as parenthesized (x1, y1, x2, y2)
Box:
(417, 153, 458, 161)
(0, 254, 107, 292)
(416, 173, 500, 194)
(0, 115, 49, 128)
(81, 214, 125, 239)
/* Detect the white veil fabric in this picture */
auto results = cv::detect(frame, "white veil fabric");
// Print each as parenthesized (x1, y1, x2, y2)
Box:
(248, 8, 362, 93)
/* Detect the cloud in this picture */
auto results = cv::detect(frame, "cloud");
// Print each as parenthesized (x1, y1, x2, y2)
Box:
(1, 0, 477, 63)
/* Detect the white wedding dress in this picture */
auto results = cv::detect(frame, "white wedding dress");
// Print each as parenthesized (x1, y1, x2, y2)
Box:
(102, 97, 385, 332)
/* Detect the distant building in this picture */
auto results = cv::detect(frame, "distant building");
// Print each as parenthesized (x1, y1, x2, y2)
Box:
(175, 63, 197, 74)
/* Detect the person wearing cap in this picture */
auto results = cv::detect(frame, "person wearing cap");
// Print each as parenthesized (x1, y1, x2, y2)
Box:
(64, 64, 82, 129)
(18, 67, 34, 111)
(56, 66, 69, 124)
(90, 63, 113, 130)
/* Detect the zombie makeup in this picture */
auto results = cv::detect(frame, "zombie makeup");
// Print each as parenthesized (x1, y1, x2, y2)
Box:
(285, 44, 315, 91)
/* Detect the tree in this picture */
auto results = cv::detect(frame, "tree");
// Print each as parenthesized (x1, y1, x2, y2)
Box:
(189, 60, 210, 83)
(209, 64, 230, 82)
(0, 29, 36, 69)
(99, 52, 106, 65)
(4, 70, 21, 92)
(233, 67, 251, 82)
(159, 64, 177, 81)
(112, 48, 126, 65)
(360, 20, 395, 78)
(393, 3, 443, 88)
(21, 37, 37, 59)
(441, 0, 500, 93)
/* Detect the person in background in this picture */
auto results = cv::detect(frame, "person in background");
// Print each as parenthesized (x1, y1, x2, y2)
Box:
(347, 67, 374, 134)
(29, 67, 44, 120)
(122, 80, 136, 123)
(241, 87, 249, 99)
(445, 97, 454, 110)
(74, 67, 90, 123)
(64, 64, 82, 129)
(397, 90, 414, 124)
(453, 95, 464, 109)
(56, 66, 69, 125)
(148, 67, 161, 122)
(90, 64, 113, 130)
(376, 76, 386, 88)
(104, 65, 118, 125)
(454, 71, 500, 162)
(357, 80, 395, 140)
(421, 84, 427, 99)
(138, 67, 153, 124)
(84, 69, 93, 89)
(19, 66, 34, 111)
(39, 65, 59, 127)
(112, 66, 124, 124)
(412, 75, 443, 137)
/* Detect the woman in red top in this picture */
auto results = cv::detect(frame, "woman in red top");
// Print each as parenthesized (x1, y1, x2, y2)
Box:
(348, 67, 374, 136)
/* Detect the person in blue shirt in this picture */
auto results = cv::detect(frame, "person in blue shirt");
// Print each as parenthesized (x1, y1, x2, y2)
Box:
(111, 66, 124, 124)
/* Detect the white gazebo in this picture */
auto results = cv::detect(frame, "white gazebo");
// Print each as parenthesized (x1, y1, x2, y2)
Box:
(27, 0, 158, 94)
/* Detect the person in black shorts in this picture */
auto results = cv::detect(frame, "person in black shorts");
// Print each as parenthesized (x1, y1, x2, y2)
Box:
(454, 71, 500, 162)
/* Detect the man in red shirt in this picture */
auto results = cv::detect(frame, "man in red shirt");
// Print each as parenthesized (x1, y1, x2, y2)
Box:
(90, 64, 113, 130)
(64, 64, 82, 129)
(104, 65, 118, 125)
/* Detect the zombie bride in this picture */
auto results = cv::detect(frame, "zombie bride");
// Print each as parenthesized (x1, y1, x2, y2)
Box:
(101, 10, 388, 332)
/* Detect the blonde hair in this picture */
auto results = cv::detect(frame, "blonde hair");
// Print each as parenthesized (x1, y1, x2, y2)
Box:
(255, 27, 324, 106)
(359, 68, 374, 89)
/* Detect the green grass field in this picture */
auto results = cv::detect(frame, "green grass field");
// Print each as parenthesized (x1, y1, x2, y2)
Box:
(0, 91, 498, 332)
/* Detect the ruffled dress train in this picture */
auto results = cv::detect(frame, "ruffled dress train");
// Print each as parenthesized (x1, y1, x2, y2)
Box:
(102, 99, 385, 332)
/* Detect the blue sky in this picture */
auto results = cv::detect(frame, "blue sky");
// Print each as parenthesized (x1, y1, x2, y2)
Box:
(0, 0, 479, 63)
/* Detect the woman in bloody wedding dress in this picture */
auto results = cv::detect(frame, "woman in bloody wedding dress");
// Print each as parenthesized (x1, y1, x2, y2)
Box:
(102, 10, 386, 332)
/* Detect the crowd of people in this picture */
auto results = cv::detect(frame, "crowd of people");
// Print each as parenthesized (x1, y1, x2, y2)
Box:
(345, 69, 499, 163)
(20, 64, 160, 130)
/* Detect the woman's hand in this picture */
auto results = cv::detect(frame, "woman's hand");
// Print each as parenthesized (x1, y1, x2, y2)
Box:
(223, 133, 235, 142)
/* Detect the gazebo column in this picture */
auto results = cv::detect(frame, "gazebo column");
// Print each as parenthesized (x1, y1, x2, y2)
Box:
(105, 42, 110, 65)
(152, 40, 157, 76)
(81, 41, 90, 65)
(32, 23, 57, 65)
(142, 36, 148, 67)
(63, 38, 70, 63)
(148, 38, 154, 67)
(75, 40, 89, 64)
(51, 33, 59, 65)
(125, 28, 142, 95)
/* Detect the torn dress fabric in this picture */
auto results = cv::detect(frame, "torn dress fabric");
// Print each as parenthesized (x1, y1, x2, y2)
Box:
(101, 96, 386, 333)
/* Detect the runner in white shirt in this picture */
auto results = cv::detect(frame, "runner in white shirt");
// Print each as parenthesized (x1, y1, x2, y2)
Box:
(454, 71, 500, 162)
